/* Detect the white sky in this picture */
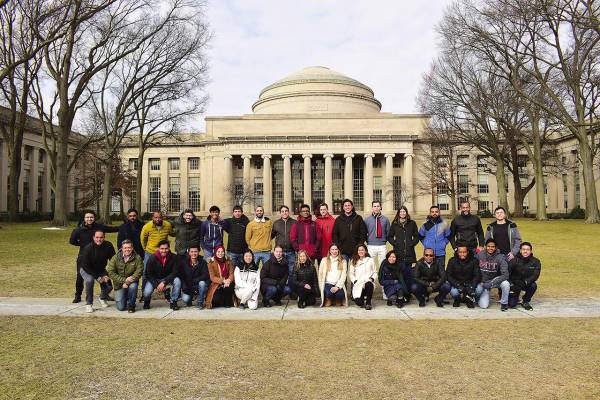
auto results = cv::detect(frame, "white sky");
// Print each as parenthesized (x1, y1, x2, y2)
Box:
(202, 0, 454, 127)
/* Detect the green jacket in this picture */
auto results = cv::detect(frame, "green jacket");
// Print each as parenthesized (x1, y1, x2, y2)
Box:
(107, 251, 143, 288)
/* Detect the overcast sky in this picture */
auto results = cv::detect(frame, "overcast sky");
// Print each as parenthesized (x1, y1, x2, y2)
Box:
(202, 0, 454, 126)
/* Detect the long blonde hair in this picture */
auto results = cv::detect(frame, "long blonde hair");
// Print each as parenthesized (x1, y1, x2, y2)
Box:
(325, 244, 344, 271)
(294, 250, 311, 272)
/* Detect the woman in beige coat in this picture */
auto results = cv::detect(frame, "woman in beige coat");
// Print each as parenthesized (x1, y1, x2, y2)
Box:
(348, 244, 377, 310)
(318, 244, 348, 307)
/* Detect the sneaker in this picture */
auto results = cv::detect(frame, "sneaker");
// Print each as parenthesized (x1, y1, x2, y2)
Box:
(263, 300, 272, 308)
(143, 301, 150, 310)
(274, 300, 282, 306)
(98, 298, 108, 309)
(522, 302, 533, 311)
(396, 299, 405, 309)
(387, 299, 393, 306)
(239, 303, 246, 309)
(170, 302, 179, 311)
(198, 303, 205, 310)
(85, 305, 94, 313)
(453, 299, 461, 308)
(164, 289, 171, 302)
(128, 306, 135, 313)
(418, 299, 426, 307)
(434, 295, 444, 308)
(501, 303, 508, 312)
(298, 300, 306, 309)
(365, 303, 373, 310)
(105, 295, 115, 301)
(72, 295, 81, 304)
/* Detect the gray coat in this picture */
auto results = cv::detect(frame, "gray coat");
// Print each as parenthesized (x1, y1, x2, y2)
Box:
(364, 214, 390, 246)
(484, 220, 522, 256)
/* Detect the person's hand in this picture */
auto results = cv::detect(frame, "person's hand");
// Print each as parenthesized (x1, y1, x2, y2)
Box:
(476, 247, 482, 254)
(311, 215, 317, 222)
(122, 283, 129, 289)
(331, 286, 338, 294)
(100, 276, 109, 283)
(426, 286, 434, 294)
(304, 284, 311, 290)
(223, 279, 231, 288)
(157, 282, 166, 292)
(125, 276, 133, 284)
(507, 253, 515, 261)
(482, 282, 492, 290)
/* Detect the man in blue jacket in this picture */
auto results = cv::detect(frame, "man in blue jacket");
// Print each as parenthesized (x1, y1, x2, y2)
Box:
(418, 205, 451, 269)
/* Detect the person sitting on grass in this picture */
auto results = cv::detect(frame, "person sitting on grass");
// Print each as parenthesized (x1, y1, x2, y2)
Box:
(234, 250, 261, 310)
(290, 250, 319, 309)
(205, 245, 236, 309)
(318, 244, 348, 307)
(508, 242, 541, 311)
(377, 250, 408, 308)
(260, 246, 291, 307)
(78, 230, 115, 313)
(445, 245, 480, 308)
(412, 248, 449, 308)
(476, 238, 510, 311)
(348, 244, 378, 310)
(179, 244, 210, 309)
(142, 240, 181, 311)
(106, 239, 142, 313)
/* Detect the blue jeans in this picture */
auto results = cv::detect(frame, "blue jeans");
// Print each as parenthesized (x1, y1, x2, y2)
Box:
(509, 282, 537, 307)
(253, 251, 271, 268)
(114, 282, 138, 311)
(283, 250, 296, 284)
(181, 280, 210, 307)
(262, 285, 292, 303)
(449, 284, 474, 300)
(228, 252, 243, 267)
(476, 281, 510, 308)
(79, 268, 113, 305)
(324, 283, 345, 300)
(143, 277, 181, 305)
(203, 248, 214, 262)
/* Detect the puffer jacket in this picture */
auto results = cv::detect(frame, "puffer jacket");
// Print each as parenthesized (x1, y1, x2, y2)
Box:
(290, 262, 319, 295)
(377, 260, 408, 298)
(509, 253, 541, 290)
(418, 216, 451, 257)
(290, 215, 321, 259)
(387, 219, 420, 263)
(106, 250, 143, 288)
(172, 211, 202, 255)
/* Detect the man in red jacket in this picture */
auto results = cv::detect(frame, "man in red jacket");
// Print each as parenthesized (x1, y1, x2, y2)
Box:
(290, 204, 321, 262)
(315, 203, 335, 263)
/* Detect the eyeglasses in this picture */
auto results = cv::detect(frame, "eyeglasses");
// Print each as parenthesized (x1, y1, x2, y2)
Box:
(424, 254, 434, 257)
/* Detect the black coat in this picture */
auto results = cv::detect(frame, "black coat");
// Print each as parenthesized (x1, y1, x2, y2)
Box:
(446, 253, 480, 289)
(178, 256, 210, 295)
(117, 219, 145, 256)
(78, 241, 116, 278)
(224, 215, 250, 254)
(290, 263, 319, 295)
(260, 256, 289, 291)
(70, 222, 119, 255)
(145, 252, 179, 287)
(172, 212, 202, 255)
(509, 253, 541, 290)
(413, 258, 446, 289)
(332, 211, 367, 256)
(387, 219, 419, 263)
(450, 214, 484, 249)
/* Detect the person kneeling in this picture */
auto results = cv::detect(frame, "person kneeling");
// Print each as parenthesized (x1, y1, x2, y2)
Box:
(412, 248, 449, 307)
(476, 238, 510, 311)
(143, 240, 181, 310)
(205, 245, 236, 309)
(348, 244, 378, 310)
(234, 250, 260, 309)
(179, 244, 210, 309)
(318, 244, 348, 307)
(291, 250, 318, 308)
(446, 246, 479, 308)
(508, 242, 541, 311)
(260, 246, 291, 307)
(378, 250, 408, 308)
(107, 239, 142, 313)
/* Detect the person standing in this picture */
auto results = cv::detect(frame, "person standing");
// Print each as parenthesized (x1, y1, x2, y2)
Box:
(508, 242, 541, 310)
(199, 205, 227, 261)
(272, 205, 297, 273)
(418, 205, 451, 269)
(318, 244, 348, 307)
(69, 210, 118, 303)
(142, 240, 181, 311)
(223, 205, 250, 267)
(234, 250, 261, 310)
(332, 199, 367, 261)
(106, 239, 143, 313)
(178, 244, 210, 309)
(260, 246, 292, 307)
(78, 230, 116, 313)
(172, 208, 201, 256)
(117, 208, 145, 257)
(450, 201, 485, 254)
(245, 206, 273, 268)
(387, 206, 419, 296)
(290, 204, 321, 261)
(315, 203, 336, 263)
(140, 211, 174, 267)
(348, 244, 378, 310)
(364, 201, 391, 268)
(485, 206, 522, 261)
(412, 248, 449, 308)
(476, 238, 510, 311)
(290, 250, 319, 308)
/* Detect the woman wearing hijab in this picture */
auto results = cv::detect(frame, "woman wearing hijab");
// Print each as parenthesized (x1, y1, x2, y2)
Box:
(290, 250, 319, 308)
(318, 243, 348, 307)
(234, 250, 261, 309)
(205, 245, 236, 308)
(377, 250, 408, 308)
(348, 244, 378, 310)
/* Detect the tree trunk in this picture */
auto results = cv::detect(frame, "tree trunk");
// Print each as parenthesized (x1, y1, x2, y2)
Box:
(51, 138, 69, 226)
(532, 128, 548, 220)
(510, 144, 524, 217)
(7, 145, 22, 221)
(577, 131, 599, 223)
(135, 144, 145, 213)
(495, 156, 509, 212)
(100, 158, 113, 224)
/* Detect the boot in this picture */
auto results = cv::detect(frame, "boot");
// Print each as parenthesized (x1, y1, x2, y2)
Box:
(143, 301, 150, 310)
(396, 297, 405, 309)
(336, 298, 344, 307)
(72, 294, 82, 304)
(324, 297, 332, 307)
(434, 294, 444, 308)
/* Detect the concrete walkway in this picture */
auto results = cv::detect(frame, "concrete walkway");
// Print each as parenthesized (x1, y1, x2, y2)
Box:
(1, 296, 599, 320)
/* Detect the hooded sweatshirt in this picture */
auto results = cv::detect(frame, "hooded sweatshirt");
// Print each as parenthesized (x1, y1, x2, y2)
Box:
(199, 218, 227, 254)
(476, 249, 509, 287)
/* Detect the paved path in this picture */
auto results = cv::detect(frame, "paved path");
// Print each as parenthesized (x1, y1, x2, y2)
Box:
(1, 297, 599, 320)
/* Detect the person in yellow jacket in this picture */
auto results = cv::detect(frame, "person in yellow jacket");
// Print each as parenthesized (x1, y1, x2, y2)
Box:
(244, 206, 273, 268)
(140, 211, 174, 267)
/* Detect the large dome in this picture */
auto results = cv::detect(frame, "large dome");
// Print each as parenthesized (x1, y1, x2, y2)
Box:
(252, 66, 382, 114)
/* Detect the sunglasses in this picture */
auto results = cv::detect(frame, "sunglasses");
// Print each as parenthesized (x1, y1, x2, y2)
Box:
(424, 254, 434, 257)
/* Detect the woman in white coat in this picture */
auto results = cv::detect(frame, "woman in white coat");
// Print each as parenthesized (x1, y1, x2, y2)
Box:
(234, 250, 261, 309)
(318, 244, 348, 307)
(348, 244, 377, 310)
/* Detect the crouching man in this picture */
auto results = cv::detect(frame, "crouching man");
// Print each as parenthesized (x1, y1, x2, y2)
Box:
(179, 244, 210, 309)
(476, 238, 510, 311)
(445, 245, 479, 308)
(143, 240, 181, 310)
(107, 239, 143, 313)
(508, 242, 541, 310)
(78, 230, 115, 313)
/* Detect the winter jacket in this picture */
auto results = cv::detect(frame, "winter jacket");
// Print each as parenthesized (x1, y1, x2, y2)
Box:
(117, 219, 145, 256)
(418, 216, 451, 257)
(316, 214, 335, 259)
(364, 214, 391, 246)
(140, 220, 174, 254)
(445, 252, 480, 289)
(509, 253, 541, 290)
(199, 219, 227, 254)
(245, 218, 273, 252)
(70, 222, 119, 255)
(106, 250, 143, 288)
(78, 241, 116, 278)
(450, 213, 484, 250)
(234, 261, 261, 308)
(290, 262, 319, 296)
(272, 217, 297, 251)
(318, 256, 348, 306)
(387, 219, 420, 263)
(224, 214, 250, 254)
(348, 256, 378, 299)
(260, 256, 289, 291)
(144, 250, 179, 287)
(172, 211, 202, 255)
(476, 249, 509, 287)
(178, 256, 209, 295)
(377, 259, 408, 299)
(290, 215, 321, 259)
(332, 211, 367, 256)
(413, 257, 446, 290)
(205, 257, 236, 309)
(485, 220, 522, 256)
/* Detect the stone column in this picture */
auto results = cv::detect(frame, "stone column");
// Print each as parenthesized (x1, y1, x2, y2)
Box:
(31, 154, 40, 212)
(262, 154, 272, 214)
(242, 154, 252, 213)
(384, 153, 395, 213)
(324, 153, 333, 208)
(403, 153, 414, 209)
(344, 153, 354, 200)
(160, 157, 169, 211)
(180, 157, 188, 210)
(223, 155, 233, 212)
(282, 154, 292, 208)
(363, 153, 374, 214)
(303, 154, 312, 206)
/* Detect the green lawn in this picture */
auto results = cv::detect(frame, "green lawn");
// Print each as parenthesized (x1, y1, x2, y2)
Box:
(0, 219, 598, 298)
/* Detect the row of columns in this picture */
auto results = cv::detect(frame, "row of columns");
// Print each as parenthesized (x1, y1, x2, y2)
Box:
(231, 153, 414, 214)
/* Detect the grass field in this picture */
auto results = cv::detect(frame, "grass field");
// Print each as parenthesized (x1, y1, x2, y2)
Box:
(0, 316, 598, 399)
(0, 219, 598, 298)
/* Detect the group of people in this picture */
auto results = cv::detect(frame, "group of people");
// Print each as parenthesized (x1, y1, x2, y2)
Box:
(69, 199, 541, 313)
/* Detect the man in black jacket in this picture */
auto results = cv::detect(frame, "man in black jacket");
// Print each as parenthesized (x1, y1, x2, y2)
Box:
(446, 246, 480, 308)
(412, 248, 449, 307)
(78, 230, 115, 313)
(260, 246, 292, 307)
(173, 208, 202, 256)
(450, 201, 484, 254)
(332, 199, 367, 261)
(69, 210, 119, 303)
(508, 242, 541, 310)
(117, 208, 144, 256)
(142, 240, 181, 310)
(179, 244, 210, 308)
(224, 205, 250, 267)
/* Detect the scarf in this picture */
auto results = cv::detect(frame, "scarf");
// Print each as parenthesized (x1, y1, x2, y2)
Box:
(213, 245, 227, 278)
(374, 214, 382, 238)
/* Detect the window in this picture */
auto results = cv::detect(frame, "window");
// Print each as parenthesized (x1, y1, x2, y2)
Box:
(574, 170, 580, 207)
(457, 174, 469, 194)
(130, 177, 137, 210)
(37, 173, 43, 212)
(437, 156, 448, 169)
(23, 172, 30, 211)
(477, 156, 487, 169)
(188, 157, 200, 170)
(373, 176, 382, 203)
(353, 159, 364, 210)
(111, 191, 121, 213)
(457, 155, 469, 169)
(518, 155, 528, 179)
(234, 157, 243, 170)
(437, 182, 448, 195)
(477, 183, 489, 194)
(311, 159, 324, 211)
(234, 177, 244, 206)
(373, 158, 382, 169)
(168, 177, 180, 212)
(188, 176, 200, 211)
(478, 200, 489, 212)
(254, 177, 263, 208)
(332, 158, 344, 214)
(23, 146, 32, 161)
(149, 158, 160, 171)
(129, 158, 138, 171)
(148, 177, 161, 212)
(393, 157, 402, 169)
(393, 176, 403, 210)
(38, 149, 45, 164)
(168, 158, 180, 171)
(272, 159, 283, 212)
(253, 158, 262, 170)
(562, 174, 568, 210)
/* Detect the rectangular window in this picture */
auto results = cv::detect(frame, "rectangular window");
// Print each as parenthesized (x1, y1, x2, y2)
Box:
(353, 159, 364, 210)
(457, 174, 469, 194)
(129, 158, 138, 171)
(130, 177, 137, 210)
(393, 157, 402, 169)
(437, 156, 448, 169)
(253, 158, 262, 170)
(562, 173, 568, 210)
(478, 200, 489, 212)
(254, 177, 263, 208)
(393, 176, 403, 210)
(574, 170, 580, 207)
(188, 157, 200, 170)
(234, 177, 244, 207)
(149, 158, 160, 171)
(168, 158, 180, 171)
(311, 159, 324, 210)
(111, 191, 121, 213)
(373, 158, 382, 169)
(24, 146, 32, 161)
(332, 158, 344, 214)
(457, 155, 469, 169)
(437, 182, 448, 195)
(168, 177, 180, 212)
(477, 156, 487, 169)
(37, 173, 43, 212)
(188, 176, 200, 212)
(38, 149, 45, 164)
(373, 176, 382, 203)
(23, 172, 30, 211)
(272, 159, 283, 212)
(148, 177, 161, 212)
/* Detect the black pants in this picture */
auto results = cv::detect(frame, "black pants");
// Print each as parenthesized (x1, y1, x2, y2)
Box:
(75, 257, 84, 297)
(296, 287, 316, 306)
(354, 281, 374, 306)
(212, 285, 234, 308)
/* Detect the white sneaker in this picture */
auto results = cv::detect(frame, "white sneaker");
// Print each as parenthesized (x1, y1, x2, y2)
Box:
(85, 305, 94, 313)
(98, 298, 108, 308)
